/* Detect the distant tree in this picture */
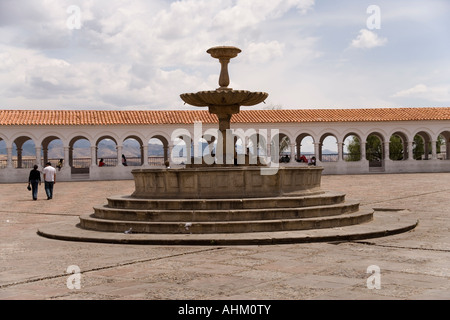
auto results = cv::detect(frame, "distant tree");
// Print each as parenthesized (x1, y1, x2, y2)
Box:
(413, 135, 445, 159)
(345, 134, 445, 162)
(279, 136, 290, 156)
(345, 136, 361, 161)
(389, 135, 404, 160)
(346, 135, 382, 161)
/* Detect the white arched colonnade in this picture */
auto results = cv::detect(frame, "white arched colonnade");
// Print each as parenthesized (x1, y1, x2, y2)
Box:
(1, 108, 449, 183)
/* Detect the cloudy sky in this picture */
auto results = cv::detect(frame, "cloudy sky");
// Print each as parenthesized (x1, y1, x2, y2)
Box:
(0, 0, 449, 111)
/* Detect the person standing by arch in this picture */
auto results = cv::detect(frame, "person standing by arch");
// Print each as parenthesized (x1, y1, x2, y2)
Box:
(43, 162, 56, 200)
(122, 154, 128, 166)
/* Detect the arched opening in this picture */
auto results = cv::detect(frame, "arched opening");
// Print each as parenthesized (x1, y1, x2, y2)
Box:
(42, 136, 64, 168)
(123, 137, 142, 166)
(366, 133, 384, 168)
(437, 131, 450, 160)
(389, 132, 407, 161)
(319, 134, 338, 162)
(0, 139, 6, 168)
(96, 137, 118, 166)
(413, 131, 431, 160)
(277, 133, 291, 163)
(295, 134, 315, 163)
(69, 136, 91, 174)
(148, 137, 165, 166)
(13, 136, 36, 168)
(343, 133, 361, 162)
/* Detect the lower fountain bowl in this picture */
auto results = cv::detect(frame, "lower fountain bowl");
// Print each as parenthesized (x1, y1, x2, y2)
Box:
(131, 166, 324, 199)
(180, 90, 268, 107)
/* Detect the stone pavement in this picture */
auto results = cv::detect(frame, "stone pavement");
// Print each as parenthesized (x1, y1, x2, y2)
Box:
(0, 173, 449, 301)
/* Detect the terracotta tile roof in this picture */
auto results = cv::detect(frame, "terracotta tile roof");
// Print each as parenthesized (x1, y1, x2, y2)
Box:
(0, 107, 450, 126)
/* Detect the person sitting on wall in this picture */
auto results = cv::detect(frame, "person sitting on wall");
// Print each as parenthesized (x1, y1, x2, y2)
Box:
(56, 159, 63, 171)
(298, 155, 307, 163)
(308, 156, 316, 166)
(99, 158, 105, 167)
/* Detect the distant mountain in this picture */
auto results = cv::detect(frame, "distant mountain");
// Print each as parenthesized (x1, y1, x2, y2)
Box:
(0, 141, 165, 158)
(0, 140, 335, 158)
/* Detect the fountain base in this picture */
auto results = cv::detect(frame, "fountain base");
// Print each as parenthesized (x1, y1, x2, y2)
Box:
(37, 166, 418, 244)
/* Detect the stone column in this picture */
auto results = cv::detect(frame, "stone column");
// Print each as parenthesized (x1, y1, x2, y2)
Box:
(142, 145, 149, 166)
(403, 140, 408, 160)
(6, 147, 13, 168)
(431, 140, 437, 160)
(337, 142, 343, 162)
(290, 143, 296, 161)
(314, 142, 320, 161)
(407, 141, 414, 160)
(42, 147, 48, 166)
(167, 144, 173, 167)
(64, 147, 70, 168)
(116, 145, 123, 166)
(383, 141, 390, 160)
(90, 146, 97, 166)
(35, 146, 42, 167)
(360, 142, 366, 161)
(424, 140, 430, 160)
(17, 147, 22, 168)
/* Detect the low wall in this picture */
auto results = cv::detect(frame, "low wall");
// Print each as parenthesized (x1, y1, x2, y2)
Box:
(320, 159, 450, 174)
(1, 160, 449, 183)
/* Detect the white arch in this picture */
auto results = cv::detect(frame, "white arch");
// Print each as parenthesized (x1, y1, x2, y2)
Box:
(37, 132, 67, 149)
(68, 132, 95, 146)
(9, 132, 39, 146)
(94, 131, 120, 146)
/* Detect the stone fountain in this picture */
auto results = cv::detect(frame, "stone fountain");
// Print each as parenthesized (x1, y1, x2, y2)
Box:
(37, 46, 418, 245)
(180, 46, 268, 166)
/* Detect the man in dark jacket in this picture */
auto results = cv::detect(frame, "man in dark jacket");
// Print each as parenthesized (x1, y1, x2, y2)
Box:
(28, 165, 42, 200)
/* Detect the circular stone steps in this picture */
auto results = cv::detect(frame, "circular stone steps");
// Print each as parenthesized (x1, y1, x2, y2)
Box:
(80, 207, 373, 234)
(92, 200, 360, 222)
(37, 209, 418, 245)
(105, 191, 345, 210)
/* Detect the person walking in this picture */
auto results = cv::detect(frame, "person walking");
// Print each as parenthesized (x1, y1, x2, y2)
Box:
(28, 165, 41, 201)
(43, 162, 56, 200)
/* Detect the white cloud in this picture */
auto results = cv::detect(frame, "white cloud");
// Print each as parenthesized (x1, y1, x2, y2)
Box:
(0, 0, 448, 110)
(392, 84, 450, 103)
(351, 29, 387, 49)
(244, 41, 285, 64)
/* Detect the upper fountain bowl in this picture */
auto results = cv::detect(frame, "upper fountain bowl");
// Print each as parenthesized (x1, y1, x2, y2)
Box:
(206, 46, 241, 59)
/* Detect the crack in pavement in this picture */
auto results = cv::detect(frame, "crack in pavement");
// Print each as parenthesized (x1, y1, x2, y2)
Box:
(0, 247, 225, 289)
(361, 188, 450, 207)
(352, 241, 450, 253)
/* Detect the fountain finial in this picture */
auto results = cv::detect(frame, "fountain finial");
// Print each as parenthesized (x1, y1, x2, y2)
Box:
(206, 46, 241, 90)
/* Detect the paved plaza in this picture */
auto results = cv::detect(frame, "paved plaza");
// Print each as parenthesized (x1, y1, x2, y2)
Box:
(0, 172, 449, 301)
